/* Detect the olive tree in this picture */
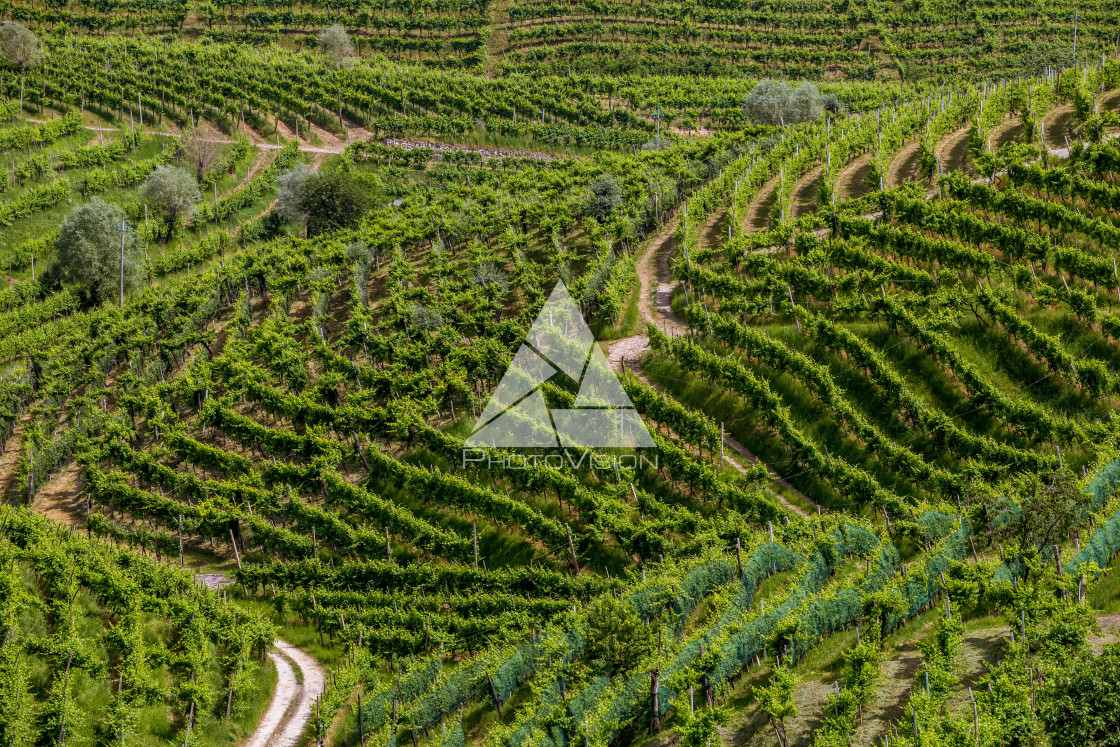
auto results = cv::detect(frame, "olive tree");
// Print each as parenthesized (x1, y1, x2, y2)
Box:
(275, 165, 314, 223)
(317, 24, 356, 127)
(743, 80, 831, 126)
(410, 303, 445, 331)
(788, 82, 826, 123)
(0, 22, 41, 107)
(347, 241, 376, 304)
(742, 80, 794, 126)
(588, 175, 623, 219)
(0, 22, 40, 74)
(472, 262, 508, 292)
(53, 198, 142, 307)
(317, 24, 355, 67)
(140, 165, 200, 243)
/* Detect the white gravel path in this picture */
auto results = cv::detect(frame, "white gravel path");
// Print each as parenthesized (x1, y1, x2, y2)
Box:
(242, 640, 327, 747)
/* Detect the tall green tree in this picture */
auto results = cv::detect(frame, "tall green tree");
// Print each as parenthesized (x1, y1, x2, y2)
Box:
(297, 171, 372, 236)
(584, 596, 654, 677)
(276, 165, 313, 223)
(994, 471, 1085, 557)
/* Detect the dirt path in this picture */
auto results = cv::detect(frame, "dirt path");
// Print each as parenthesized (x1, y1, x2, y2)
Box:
(271, 640, 326, 746)
(886, 139, 924, 188)
(848, 644, 923, 744)
(244, 640, 326, 747)
(608, 214, 688, 362)
(1090, 613, 1120, 653)
(605, 217, 685, 370)
(990, 117, 1024, 150)
(0, 419, 27, 500)
(697, 207, 730, 252)
(80, 123, 573, 161)
(648, 222, 689, 334)
(744, 175, 780, 233)
(1040, 102, 1076, 150)
(835, 151, 874, 201)
(244, 650, 299, 747)
(603, 208, 816, 514)
(244, 147, 277, 183)
(385, 137, 576, 162)
(30, 461, 84, 525)
(935, 125, 973, 174)
(789, 166, 823, 219)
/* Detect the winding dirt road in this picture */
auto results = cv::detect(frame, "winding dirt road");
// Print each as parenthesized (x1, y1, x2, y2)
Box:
(605, 209, 816, 514)
(244, 640, 326, 747)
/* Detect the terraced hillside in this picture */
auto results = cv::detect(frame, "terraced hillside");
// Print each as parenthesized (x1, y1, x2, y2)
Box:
(5, 0, 1120, 80)
(2, 19, 1120, 747)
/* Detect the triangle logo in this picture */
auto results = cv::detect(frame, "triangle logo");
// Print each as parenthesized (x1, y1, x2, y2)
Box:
(465, 280, 656, 449)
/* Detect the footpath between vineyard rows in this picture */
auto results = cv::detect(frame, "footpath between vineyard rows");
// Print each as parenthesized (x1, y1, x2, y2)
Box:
(605, 209, 816, 514)
(246, 640, 327, 747)
(603, 105, 1116, 519)
(81, 121, 580, 162)
(194, 574, 327, 747)
(383, 137, 575, 161)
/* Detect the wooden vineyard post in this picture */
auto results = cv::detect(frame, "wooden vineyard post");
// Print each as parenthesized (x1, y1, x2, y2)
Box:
(565, 523, 579, 574)
(650, 668, 660, 734)
(970, 688, 979, 747)
(485, 671, 503, 717)
(1054, 544, 1065, 600)
(358, 694, 365, 746)
(229, 528, 242, 571)
(178, 514, 184, 566)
